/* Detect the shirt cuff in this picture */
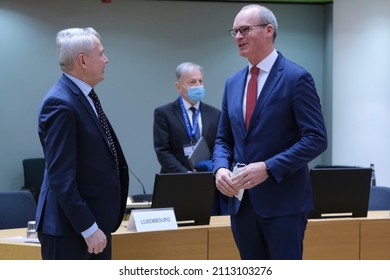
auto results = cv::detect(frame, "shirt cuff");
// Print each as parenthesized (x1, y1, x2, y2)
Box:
(81, 222, 98, 238)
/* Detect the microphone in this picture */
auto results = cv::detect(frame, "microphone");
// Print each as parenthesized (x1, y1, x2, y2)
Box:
(128, 167, 146, 194)
(128, 166, 152, 202)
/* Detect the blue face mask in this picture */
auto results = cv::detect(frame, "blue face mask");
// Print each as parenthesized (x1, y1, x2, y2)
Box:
(187, 86, 205, 103)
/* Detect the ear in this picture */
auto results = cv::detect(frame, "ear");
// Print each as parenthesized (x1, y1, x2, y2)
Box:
(175, 81, 181, 92)
(77, 53, 87, 69)
(265, 24, 274, 39)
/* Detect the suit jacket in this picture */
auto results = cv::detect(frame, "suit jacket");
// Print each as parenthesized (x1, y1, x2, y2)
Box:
(35, 74, 129, 237)
(154, 97, 221, 173)
(213, 52, 327, 217)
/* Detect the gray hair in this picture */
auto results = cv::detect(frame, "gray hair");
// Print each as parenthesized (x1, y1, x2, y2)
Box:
(241, 4, 278, 41)
(56, 27, 100, 72)
(176, 62, 203, 82)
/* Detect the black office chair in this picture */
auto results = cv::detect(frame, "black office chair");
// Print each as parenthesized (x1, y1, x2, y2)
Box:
(0, 191, 37, 229)
(368, 186, 390, 210)
(21, 158, 45, 203)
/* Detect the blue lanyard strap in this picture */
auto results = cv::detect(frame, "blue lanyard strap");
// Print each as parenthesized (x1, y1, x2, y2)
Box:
(179, 97, 199, 141)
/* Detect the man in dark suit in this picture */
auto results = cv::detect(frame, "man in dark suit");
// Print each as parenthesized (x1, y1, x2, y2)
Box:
(153, 62, 227, 215)
(213, 5, 327, 259)
(35, 27, 129, 260)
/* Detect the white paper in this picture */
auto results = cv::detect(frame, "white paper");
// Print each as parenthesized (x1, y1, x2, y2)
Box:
(232, 163, 246, 201)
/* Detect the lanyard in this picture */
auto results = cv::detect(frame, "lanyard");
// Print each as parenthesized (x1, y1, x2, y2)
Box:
(179, 97, 200, 142)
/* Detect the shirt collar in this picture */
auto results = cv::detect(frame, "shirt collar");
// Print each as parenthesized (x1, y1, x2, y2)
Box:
(181, 97, 200, 111)
(249, 49, 278, 73)
(64, 73, 92, 99)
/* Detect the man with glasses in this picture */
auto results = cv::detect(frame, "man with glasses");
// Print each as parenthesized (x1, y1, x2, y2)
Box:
(213, 5, 327, 259)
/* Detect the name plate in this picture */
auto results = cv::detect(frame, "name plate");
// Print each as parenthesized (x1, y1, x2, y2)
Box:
(127, 208, 178, 232)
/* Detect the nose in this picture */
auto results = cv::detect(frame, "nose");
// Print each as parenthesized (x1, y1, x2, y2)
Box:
(235, 31, 244, 39)
(104, 54, 109, 64)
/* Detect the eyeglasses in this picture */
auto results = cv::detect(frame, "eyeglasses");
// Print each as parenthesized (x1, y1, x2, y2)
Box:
(229, 24, 268, 37)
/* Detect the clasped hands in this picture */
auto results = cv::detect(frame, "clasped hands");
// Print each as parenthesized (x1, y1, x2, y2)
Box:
(215, 162, 268, 197)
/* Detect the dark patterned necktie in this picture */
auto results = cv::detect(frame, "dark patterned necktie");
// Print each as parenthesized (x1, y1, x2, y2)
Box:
(189, 106, 201, 142)
(245, 66, 259, 129)
(89, 89, 119, 172)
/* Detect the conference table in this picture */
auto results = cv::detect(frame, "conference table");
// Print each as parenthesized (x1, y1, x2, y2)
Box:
(1, 211, 390, 260)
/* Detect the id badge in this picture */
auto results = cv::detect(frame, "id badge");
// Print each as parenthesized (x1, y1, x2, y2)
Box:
(183, 143, 196, 157)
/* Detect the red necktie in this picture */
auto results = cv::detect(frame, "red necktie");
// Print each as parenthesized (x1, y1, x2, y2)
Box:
(245, 66, 259, 129)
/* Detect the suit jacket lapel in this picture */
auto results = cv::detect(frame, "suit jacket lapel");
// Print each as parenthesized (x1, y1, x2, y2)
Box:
(200, 102, 218, 139)
(172, 98, 189, 134)
(235, 67, 249, 135)
(247, 54, 284, 131)
(60, 75, 113, 153)
(80, 94, 115, 154)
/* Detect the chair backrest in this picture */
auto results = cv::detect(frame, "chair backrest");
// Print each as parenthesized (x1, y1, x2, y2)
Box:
(22, 158, 45, 202)
(0, 191, 37, 230)
(22, 158, 45, 190)
(368, 186, 390, 210)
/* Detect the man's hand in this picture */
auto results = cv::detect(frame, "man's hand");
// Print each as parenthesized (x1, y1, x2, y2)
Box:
(85, 228, 107, 254)
(215, 168, 239, 197)
(231, 162, 268, 190)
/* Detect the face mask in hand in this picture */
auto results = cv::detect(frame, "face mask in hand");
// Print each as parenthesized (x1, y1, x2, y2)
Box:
(187, 86, 205, 103)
